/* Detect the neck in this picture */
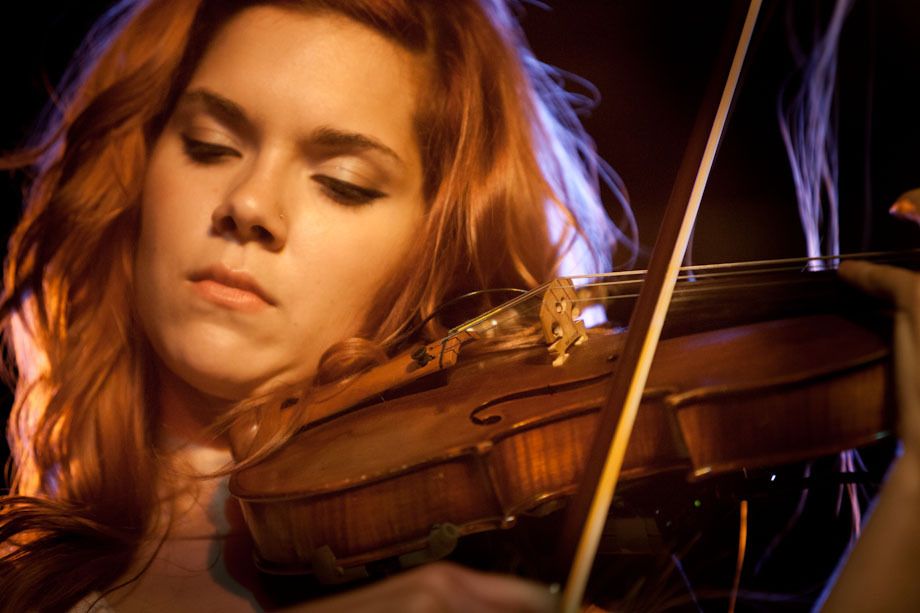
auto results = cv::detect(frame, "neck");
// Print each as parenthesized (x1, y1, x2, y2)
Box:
(146, 370, 238, 544)
(154, 361, 234, 452)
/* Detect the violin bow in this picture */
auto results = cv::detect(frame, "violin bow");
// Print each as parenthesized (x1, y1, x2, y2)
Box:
(556, 2, 764, 611)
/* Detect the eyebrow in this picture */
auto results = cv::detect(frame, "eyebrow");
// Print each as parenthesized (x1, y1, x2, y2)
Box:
(181, 89, 250, 133)
(178, 89, 405, 166)
(309, 126, 404, 166)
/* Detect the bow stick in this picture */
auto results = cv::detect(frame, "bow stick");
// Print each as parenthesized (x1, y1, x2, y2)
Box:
(556, 2, 764, 610)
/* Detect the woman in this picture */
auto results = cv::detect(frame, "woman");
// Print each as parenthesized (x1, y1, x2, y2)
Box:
(0, 0, 623, 610)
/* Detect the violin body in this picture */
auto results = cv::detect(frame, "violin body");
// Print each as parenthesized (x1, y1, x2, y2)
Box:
(230, 309, 893, 581)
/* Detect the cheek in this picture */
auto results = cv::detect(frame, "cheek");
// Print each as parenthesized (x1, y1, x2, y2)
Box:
(134, 170, 183, 375)
(284, 207, 423, 337)
(135, 156, 172, 307)
(139, 160, 212, 250)
(134, 146, 224, 300)
(344, 211, 420, 286)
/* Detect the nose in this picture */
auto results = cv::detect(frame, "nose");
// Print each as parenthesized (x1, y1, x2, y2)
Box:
(211, 160, 288, 251)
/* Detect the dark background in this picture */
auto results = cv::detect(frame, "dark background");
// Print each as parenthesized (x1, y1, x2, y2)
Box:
(1, 1, 919, 609)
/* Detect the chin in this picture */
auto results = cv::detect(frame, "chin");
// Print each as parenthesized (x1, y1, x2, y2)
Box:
(150, 334, 282, 403)
(159, 354, 264, 401)
(140, 313, 320, 403)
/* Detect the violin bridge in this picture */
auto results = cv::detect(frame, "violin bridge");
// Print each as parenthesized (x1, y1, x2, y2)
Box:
(540, 278, 588, 366)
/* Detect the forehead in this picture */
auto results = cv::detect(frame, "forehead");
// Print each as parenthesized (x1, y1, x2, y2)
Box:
(187, 6, 425, 160)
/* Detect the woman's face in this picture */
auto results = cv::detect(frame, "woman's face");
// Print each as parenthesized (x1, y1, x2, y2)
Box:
(135, 6, 426, 400)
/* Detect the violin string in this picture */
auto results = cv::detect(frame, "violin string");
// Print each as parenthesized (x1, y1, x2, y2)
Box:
(441, 248, 920, 342)
(575, 263, 827, 291)
(566, 248, 920, 285)
(445, 281, 552, 337)
(568, 249, 920, 302)
(572, 248, 920, 287)
(569, 267, 841, 304)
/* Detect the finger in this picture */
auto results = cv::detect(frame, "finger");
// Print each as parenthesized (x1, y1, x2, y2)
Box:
(838, 261, 919, 310)
(890, 187, 920, 226)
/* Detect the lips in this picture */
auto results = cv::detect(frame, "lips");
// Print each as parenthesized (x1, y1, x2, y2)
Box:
(189, 265, 278, 311)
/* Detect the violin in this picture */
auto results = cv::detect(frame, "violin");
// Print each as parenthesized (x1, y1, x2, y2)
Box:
(215, 7, 920, 612)
(224, 2, 920, 600)
(226, 251, 915, 584)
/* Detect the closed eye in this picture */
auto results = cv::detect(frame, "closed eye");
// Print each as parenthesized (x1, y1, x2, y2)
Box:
(312, 175, 386, 206)
(181, 134, 242, 163)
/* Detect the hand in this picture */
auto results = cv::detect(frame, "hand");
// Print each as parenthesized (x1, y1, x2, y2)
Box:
(838, 260, 920, 456)
(286, 562, 557, 613)
(817, 261, 920, 611)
